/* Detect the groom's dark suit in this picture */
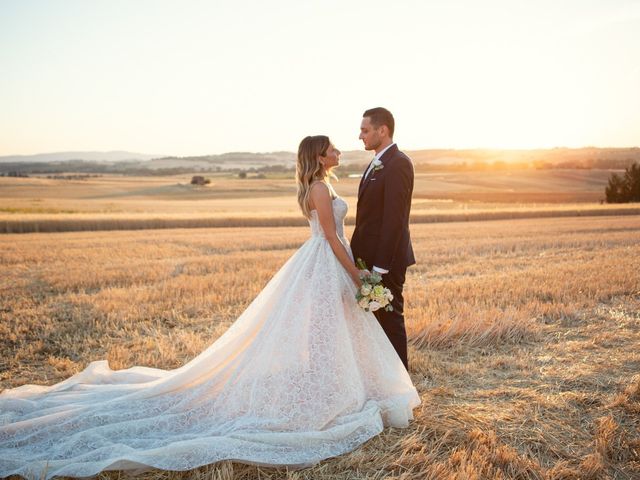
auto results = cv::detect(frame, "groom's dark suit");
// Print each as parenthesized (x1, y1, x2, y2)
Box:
(350, 144, 415, 369)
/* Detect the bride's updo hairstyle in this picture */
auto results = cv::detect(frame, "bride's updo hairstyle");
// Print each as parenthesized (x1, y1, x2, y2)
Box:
(297, 135, 331, 219)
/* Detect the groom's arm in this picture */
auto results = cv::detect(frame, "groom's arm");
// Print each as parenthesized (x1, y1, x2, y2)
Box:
(374, 157, 413, 271)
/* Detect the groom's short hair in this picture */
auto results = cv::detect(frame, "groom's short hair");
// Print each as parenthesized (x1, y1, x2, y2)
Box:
(363, 107, 395, 138)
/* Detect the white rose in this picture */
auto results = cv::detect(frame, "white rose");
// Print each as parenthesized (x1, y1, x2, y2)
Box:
(372, 159, 382, 167)
(369, 301, 382, 312)
(360, 285, 372, 296)
(358, 297, 369, 309)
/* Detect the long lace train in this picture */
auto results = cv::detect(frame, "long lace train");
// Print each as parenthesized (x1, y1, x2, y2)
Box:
(0, 197, 420, 479)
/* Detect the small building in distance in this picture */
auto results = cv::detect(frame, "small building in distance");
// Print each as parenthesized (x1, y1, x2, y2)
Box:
(190, 175, 210, 185)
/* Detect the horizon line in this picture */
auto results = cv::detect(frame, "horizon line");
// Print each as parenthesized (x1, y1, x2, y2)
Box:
(2, 145, 640, 159)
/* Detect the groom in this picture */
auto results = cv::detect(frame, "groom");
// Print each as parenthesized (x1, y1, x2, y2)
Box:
(351, 107, 416, 370)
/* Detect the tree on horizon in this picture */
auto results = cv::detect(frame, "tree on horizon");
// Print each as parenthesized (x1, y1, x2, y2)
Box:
(605, 162, 640, 203)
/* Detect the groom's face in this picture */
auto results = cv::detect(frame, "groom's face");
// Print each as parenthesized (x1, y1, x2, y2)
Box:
(359, 117, 383, 152)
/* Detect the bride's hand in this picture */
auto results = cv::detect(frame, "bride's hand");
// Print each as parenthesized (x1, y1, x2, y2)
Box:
(353, 267, 374, 287)
(351, 271, 363, 288)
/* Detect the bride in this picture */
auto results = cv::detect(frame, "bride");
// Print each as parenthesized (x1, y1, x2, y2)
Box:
(0, 135, 420, 479)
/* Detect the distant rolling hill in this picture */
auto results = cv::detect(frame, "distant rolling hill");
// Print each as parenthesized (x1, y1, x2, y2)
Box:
(0, 148, 638, 174)
(407, 147, 640, 169)
(0, 151, 162, 163)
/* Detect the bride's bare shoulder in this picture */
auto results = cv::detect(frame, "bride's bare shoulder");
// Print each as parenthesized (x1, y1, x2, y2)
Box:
(309, 181, 329, 192)
(310, 181, 337, 198)
(308, 181, 332, 210)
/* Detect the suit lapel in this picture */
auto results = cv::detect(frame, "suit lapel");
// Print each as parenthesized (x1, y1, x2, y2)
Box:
(358, 158, 374, 197)
(358, 144, 398, 200)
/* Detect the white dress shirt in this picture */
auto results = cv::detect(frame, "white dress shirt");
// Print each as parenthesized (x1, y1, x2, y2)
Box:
(364, 142, 396, 179)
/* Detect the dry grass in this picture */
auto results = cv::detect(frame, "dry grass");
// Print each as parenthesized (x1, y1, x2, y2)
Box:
(3, 205, 640, 233)
(3, 173, 639, 233)
(1, 215, 640, 479)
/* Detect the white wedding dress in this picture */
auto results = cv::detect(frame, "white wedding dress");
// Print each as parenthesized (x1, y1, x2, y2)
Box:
(0, 196, 420, 479)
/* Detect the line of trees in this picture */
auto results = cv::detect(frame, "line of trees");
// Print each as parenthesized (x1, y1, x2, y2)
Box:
(605, 163, 640, 203)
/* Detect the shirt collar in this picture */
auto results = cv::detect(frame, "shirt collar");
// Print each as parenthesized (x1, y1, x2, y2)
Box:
(374, 142, 395, 162)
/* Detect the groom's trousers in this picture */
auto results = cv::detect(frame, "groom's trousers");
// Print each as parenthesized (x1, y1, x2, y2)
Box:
(373, 266, 408, 370)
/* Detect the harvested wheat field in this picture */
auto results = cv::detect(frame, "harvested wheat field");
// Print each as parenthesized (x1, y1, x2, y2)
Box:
(3, 173, 640, 233)
(1, 215, 639, 479)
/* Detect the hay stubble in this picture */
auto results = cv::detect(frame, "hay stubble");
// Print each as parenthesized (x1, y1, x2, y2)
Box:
(1, 216, 639, 479)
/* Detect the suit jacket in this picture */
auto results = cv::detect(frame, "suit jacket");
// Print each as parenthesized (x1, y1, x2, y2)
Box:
(350, 144, 416, 272)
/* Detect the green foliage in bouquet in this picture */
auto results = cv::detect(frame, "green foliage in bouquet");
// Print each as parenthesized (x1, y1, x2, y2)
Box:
(355, 258, 394, 313)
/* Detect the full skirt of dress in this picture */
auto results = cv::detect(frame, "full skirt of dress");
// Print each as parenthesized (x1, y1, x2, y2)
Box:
(0, 234, 420, 479)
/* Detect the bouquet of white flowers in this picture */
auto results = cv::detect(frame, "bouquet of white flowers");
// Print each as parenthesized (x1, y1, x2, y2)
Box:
(355, 258, 394, 313)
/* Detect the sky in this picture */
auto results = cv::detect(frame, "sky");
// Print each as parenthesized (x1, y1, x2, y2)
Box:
(1, 0, 639, 156)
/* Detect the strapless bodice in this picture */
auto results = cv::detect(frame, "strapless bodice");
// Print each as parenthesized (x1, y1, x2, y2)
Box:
(309, 196, 348, 239)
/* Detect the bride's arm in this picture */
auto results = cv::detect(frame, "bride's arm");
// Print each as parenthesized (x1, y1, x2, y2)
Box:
(309, 183, 362, 287)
